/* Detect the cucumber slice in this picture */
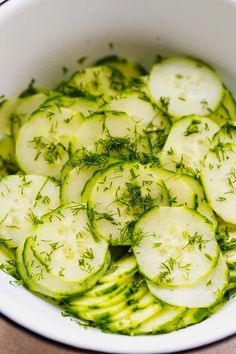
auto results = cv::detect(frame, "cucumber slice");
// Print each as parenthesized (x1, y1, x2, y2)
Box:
(209, 104, 230, 127)
(222, 89, 236, 120)
(76, 279, 147, 323)
(0, 135, 18, 176)
(16, 103, 83, 177)
(0, 244, 16, 276)
(68, 275, 144, 315)
(176, 308, 209, 330)
(109, 286, 153, 322)
(150, 167, 197, 208)
(32, 204, 108, 281)
(229, 269, 236, 284)
(42, 95, 98, 118)
(61, 149, 110, 203)
(147, 253, 228, 308)
(108, 90, 170, 139)
(201, 143, 236, 224)
(105, 298, 162, 333)
(0, 98, 18, 135)
(18, 236, 109, 299)
(61, 166, 99, 203)
(68, 283, 129, 310)
(0, 135, 15, 163)
(95, 55, 146, 79)
(61, 65, 125, 101)
(81, 167, 109, 203)
(196, 200, 217, 228)
(224, 250, 236, 266)
(0, 175, 60, 247)
(98, 254, 138, 284)
(11, 92, 49, 138)
(72, 110, 147, 158)
(160, 116, 219, 176)
(217, 222, 236, 266)
(86, 273, 133, 297)
(108, 91, 170, 155)
(88, 162, 169, 245)
(180, 175, 217, 227)
(133, 206, 219, 287)
(148, 57, 224, 118)
(134, 305, 186, 335)
(211, 122, 236, 148)
(64, 254, 136, 301)
(61, 149, 110, 180)
(17, 204, 109, 299)
(77, 300, 129, 322)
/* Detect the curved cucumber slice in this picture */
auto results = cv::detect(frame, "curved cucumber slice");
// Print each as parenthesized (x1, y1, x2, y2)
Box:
(0, 98, 18, 135)
(180, 175, 217, 227)
(209, 104, 230, 127)
(150, 167, 197, 208)
(217, 221, 236, 266)
(133, 206, 219, 287)
(98, 255, 138, 284)
(0, 135, 18, 176)
(109, 90, 170, 135)
(0, 244, 16, 276)
(160, 116, 219, 176)
(176, 308, 209, 330)
(32, 204, 108, 282)
(11, 92, 49, 138)
(148, 57, 224, 118)
(196, 200, 217, 228)
(229, 269, 236, 284)
(72, 110, 146, 157)
(61, 65, 125, 101)
(88, 162, 169, 245)
(61, 166, 98, 203)
(106, 298, 162, 333)
(42, 95, 98, 118)
(68, 283, 129, 310)
(0, 175, 60, 247)
(95, 55, 146, 79)
(108, 91, 170, 154)
(222, 89, 236, 120)
(148, 253, 228, 308)
(224, 250, 236, 266)
(76, 279, 147, 323)
(16, 103, 83, 177)
(61, 149, 110, 203)
(84, 275, 132, 297)
(211, 122, 236, 148)
(201, 143, 236, 224)
(110, 287, 153, 322)
(134, 305, 186, 335)
(61, 149, 109, 181)
(17, 236, 109, 299)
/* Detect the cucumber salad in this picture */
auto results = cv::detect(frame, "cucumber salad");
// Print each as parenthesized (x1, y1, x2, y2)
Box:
(0, 55, 235, 335)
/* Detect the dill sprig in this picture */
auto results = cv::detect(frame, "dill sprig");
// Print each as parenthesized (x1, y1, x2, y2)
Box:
(217, 227, 236, 251)
(183, 231, 209, 251)
(29, 136, 68, 164)
(116, 181, 156, 216)
(210, 142, 232, 163)
(184, 119, 201, 136)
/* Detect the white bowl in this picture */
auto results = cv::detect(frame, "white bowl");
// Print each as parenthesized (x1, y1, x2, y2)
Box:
(0, 0, 235, 352)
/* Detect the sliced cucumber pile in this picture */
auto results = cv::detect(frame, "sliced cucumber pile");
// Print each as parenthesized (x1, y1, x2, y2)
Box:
(0, 55, 235, 336)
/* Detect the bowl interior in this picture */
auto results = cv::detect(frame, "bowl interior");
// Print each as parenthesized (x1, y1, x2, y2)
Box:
(0, 0, 235, 353)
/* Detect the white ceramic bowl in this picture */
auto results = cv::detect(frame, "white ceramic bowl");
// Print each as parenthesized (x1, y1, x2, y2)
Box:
(0, 0, 236, 352)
